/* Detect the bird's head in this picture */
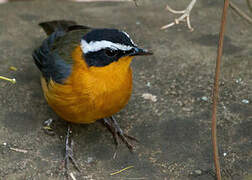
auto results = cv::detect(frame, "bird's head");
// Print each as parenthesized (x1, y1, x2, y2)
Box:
(80, 29, 152, 67)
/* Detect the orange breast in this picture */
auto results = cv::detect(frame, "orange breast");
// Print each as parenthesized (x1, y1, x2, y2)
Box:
(41, 45, 133, 124)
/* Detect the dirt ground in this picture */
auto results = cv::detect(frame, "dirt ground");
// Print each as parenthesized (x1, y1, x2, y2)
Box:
(0, 0, 251, 179)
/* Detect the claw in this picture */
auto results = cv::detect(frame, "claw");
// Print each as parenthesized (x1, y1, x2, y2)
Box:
(102, 116, 139, 153)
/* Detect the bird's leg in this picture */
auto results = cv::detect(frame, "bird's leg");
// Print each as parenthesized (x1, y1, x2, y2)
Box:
(61, 124, 80, 176)
(103, 118, 119, 147)
(161, 0, 197, 31)
(102, 116, 139, 153)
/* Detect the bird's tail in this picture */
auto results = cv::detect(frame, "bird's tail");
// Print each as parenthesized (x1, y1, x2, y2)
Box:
(39, 20, 77, 35)
(38, 20, 90, 36)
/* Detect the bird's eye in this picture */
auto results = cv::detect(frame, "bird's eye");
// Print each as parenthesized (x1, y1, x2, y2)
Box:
(105, 49, 117, 57)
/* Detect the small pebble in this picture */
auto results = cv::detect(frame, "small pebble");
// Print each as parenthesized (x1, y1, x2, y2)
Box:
(142, 93, 157, 102)
(170, 91, 177, 95)
(182, 107, 191, 112)
(242, 99, 249, 104)
(9, 66, 17, 71)
(201, 96, 208, 101)
(43, 118, 53, 126)
(223, 152, 227, 156)
(87, 157, 93, 163)
(178, 101, 183, 106)
(0, 0, 8, 4)
(3, 142, 7, 146)
(235, 78, 242, 84)
(194, 169, 202, 175)
(146, 82, 151, 87)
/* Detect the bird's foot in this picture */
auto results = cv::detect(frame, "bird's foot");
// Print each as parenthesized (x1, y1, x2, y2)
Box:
(60, 125, 80, 176)
(102, 116, 139, 154)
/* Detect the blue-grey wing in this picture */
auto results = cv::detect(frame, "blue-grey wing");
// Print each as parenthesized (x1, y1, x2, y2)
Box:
(32, 31, 72, 84)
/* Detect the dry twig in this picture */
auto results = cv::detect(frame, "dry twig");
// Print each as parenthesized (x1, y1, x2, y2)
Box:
(0, 75, 16, 84)
(230, 1, 252, 24)
(110, 166, 134, 176)
(161, 0, 197, 31)
(10, 147, 28, 153)
(69, 172, 77, 180)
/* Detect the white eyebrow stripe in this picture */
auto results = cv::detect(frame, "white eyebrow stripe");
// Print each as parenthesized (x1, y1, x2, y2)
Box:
(81, 39, 134, 54)
(122, 31, 137, 46)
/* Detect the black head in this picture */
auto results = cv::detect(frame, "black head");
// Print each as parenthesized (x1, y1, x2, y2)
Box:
(81, 28, 152, 67)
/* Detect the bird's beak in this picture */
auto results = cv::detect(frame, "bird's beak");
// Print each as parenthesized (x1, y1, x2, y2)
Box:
(129, 47, 153, 56)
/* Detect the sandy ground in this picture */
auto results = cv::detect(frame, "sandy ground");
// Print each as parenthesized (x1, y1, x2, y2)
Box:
(0, 0, 251, 179)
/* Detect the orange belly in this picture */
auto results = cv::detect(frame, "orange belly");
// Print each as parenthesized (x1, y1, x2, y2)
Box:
(41, 46, 133, 124)
(41, 75, 132, 124)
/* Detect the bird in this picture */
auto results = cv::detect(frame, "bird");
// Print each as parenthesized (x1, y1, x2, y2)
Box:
(32, 20, 153, 172)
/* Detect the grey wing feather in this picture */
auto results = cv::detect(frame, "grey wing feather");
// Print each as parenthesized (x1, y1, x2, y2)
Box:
(33, 21, 91, 84)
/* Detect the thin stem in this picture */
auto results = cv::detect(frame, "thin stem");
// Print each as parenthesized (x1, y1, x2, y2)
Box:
(211, 0, 229, 180)
(230, 1, 252, 24)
